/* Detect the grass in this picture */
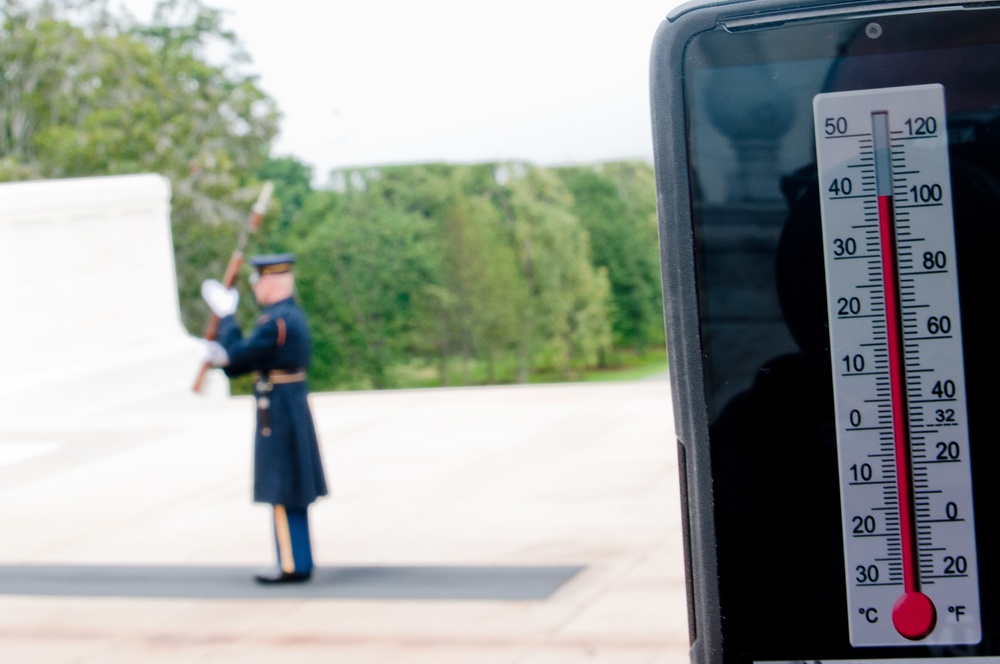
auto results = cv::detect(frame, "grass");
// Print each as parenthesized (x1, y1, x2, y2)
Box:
(389, 347, 668, 390)
(576, 350, 669, 382)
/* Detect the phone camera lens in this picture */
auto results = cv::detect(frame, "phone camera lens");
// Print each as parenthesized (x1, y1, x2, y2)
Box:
(866, 22, 883, 39)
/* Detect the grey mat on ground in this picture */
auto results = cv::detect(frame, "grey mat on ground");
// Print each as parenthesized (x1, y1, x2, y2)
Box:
(0, 565, 585, 600)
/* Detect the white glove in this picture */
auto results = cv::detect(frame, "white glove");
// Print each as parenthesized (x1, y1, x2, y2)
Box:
(201, 279, 239, 317)
(200, 340, 230, 367)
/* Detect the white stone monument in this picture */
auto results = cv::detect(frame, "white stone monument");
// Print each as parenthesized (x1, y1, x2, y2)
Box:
(0, 174, 227, 425)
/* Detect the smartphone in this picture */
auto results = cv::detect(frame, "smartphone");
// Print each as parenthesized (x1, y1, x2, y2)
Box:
(650, 1, 1000, 662)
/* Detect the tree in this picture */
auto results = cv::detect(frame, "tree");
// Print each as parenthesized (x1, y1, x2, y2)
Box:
(316, 163, 526, 387)
(432, 169, 525, 384)
(282, 162, 612, 389)
(258, 155, 313, 237)
(556, 162, 664, 352)
(288, 185, 439, 390)
(1, 0, 279, 329)
(493, 164, 613, 381)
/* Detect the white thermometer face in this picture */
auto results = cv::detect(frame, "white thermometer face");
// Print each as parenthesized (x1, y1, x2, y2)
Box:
(814, 84, 981, 647)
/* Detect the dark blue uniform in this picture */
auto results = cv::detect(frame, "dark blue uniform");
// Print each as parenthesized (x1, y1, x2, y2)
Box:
(217, 293, 327, 579)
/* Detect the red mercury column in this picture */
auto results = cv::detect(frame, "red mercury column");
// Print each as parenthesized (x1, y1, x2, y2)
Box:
(872, 110, 936, 640)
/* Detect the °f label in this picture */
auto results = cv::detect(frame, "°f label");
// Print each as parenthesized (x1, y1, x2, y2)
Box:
(814, 84, 980, 647)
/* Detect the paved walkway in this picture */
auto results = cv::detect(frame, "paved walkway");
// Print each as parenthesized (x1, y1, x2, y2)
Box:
(0, 379, 687, 663)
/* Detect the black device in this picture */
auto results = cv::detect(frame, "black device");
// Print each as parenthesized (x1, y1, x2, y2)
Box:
(650, 1, 1000, 662)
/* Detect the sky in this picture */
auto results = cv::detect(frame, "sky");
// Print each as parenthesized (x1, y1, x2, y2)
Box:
(119, 0, 683, 185)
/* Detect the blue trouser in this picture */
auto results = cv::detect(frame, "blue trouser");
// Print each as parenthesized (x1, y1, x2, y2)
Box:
(271, 505, 314, 574)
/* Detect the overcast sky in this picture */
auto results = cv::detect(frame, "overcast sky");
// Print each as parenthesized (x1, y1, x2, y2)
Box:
(119, 1, 682, 184)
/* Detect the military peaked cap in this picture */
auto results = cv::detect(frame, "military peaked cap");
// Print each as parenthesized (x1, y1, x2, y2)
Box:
(250, 253, 296, 275)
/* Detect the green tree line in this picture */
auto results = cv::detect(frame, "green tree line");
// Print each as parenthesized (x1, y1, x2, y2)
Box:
(2, 0, 664, 391)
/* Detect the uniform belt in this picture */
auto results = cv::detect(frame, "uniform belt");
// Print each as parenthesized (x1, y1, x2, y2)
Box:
(255, 370, 307, 384)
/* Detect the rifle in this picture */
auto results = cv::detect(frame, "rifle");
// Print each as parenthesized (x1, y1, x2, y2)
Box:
(192, 182, 274, 393)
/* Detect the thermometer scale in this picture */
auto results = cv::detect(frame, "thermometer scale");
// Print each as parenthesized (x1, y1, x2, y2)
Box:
(814, 85, 981, 647)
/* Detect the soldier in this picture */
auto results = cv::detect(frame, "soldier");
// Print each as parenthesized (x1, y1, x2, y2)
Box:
(200, 253, 328, 584)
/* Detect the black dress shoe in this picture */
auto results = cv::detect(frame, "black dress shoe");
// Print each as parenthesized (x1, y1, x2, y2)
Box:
(254, 569, 312, 584)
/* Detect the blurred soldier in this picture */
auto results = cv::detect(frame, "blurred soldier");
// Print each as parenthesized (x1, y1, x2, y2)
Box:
(200, 254, 328, 584)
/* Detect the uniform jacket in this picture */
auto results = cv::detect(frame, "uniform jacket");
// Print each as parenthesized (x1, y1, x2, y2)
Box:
(217, 296, 328, 507)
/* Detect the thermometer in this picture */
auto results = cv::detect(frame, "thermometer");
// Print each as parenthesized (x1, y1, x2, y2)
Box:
(814, 84, 980, 647)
